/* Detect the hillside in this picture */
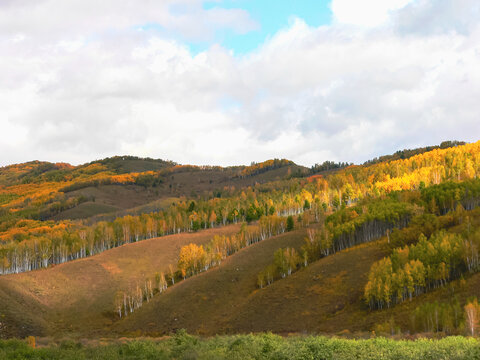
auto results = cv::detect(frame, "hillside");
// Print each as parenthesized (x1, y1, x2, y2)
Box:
(0, 224, 241, 338)
(4, 213, 480, 339)
(1, 223, 383, 338)
(0, 157, 308, 223)
(60, 160, 308, 222)
(115, 204, 480, 336)
(114, 227, 385, 335)
(114, 226, 310, 336)
(1, 141, 480, 341)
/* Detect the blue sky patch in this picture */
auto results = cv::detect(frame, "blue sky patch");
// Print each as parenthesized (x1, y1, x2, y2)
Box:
(200, 0, 332, 54)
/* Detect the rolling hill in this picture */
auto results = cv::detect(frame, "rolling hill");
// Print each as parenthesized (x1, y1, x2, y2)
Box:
(1, 141, 480, 341)
(0, 156, 309, 223)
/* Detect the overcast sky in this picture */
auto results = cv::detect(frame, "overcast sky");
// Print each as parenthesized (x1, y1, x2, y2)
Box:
(1, 0, 479, 167)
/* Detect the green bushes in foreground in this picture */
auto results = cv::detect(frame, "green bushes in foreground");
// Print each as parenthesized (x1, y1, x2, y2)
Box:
(1, 332, 480, 360)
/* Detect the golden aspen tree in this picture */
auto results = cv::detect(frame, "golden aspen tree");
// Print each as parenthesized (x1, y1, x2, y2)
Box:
(465, 298, 480, 336)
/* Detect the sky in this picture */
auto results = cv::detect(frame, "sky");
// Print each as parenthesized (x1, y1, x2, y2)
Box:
(1, 0, 480, 167)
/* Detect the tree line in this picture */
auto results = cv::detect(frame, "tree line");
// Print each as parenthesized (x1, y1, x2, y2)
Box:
(0, 185, 316, 274)
(376, 296, 480, 336)
(177, 215, 289, 280)
(257, 247, 302, 288)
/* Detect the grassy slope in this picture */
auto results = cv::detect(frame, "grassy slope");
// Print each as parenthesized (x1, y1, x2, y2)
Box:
(0, 225, 241, 338)
(53, 202, 120, 220)
(114, 227, 311, 336)
(228, 241, 388, 334)
(0, 279, 49, 339)
(114, 230, 388, 336)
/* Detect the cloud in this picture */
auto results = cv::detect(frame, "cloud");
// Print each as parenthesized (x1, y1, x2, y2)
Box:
(1, 0, 480, 168)
(0, 0, 258, 42)
(330, 0, 413, 27)
(393, 0, 480, 35)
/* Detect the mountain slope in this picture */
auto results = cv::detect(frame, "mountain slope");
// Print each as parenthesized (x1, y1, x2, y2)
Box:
(0, 224, 241, 338)
(114, 226, 310, 336)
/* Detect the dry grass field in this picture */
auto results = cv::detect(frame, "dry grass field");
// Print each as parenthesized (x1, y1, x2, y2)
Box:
(0, 224, 241, 338)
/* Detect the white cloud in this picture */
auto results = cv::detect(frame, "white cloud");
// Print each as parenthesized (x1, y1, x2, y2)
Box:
(0, 0, 258, 42)
(330, 0, 413, 27)
(393, 0, 480, 35)
(0, 0, 479, 168)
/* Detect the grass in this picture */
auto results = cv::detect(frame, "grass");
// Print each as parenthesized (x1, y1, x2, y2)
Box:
(85, 196, 182, 224)
(0, 224, 241, 339)
(114, 227, 310, 336)
(1, 332, 480, 360)
(53, 202, 120, 220)
(64, 184, 169, 219)
(113, 229, 389, 336)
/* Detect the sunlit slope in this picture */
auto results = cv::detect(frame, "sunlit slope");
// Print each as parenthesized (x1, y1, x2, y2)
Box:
(0, 224, 240, 338)
(113, 227, 310, 335)
(114, 230, 386, 336)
